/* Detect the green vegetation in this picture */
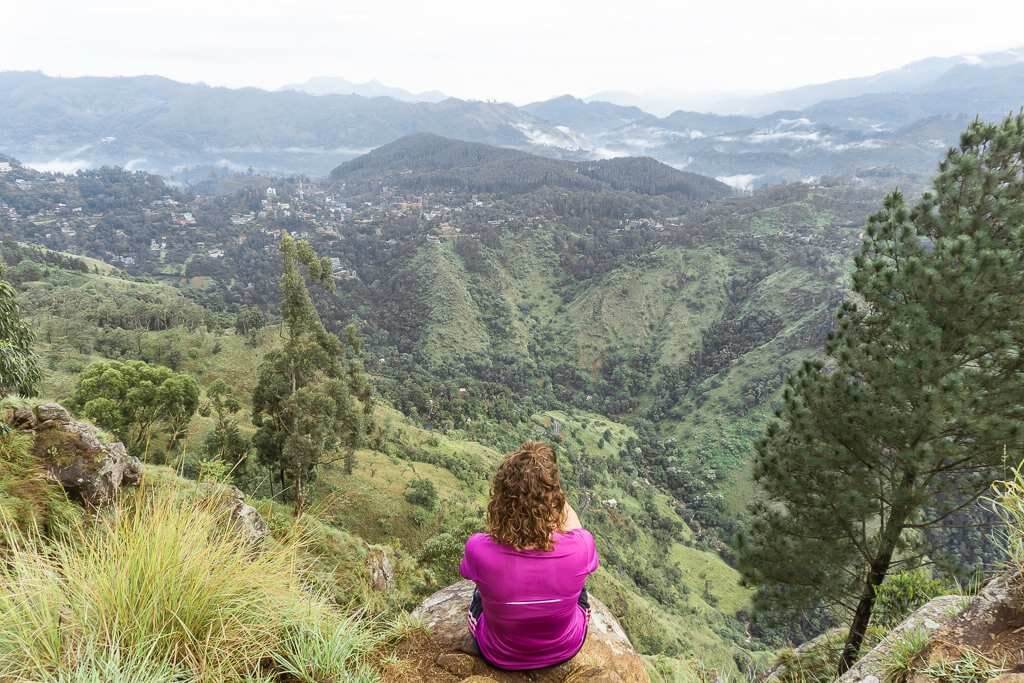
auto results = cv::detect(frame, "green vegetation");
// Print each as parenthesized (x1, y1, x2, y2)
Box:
(0, 487, 387, 682)
(70, 360, 200, 458)
(882, 628, 932, 683)
(3, 113, 1022, 681)
(0, 429, 78, 538)
(740, 114, 1024, 673)
(918, 649, 1005, 683)
(0, 267, 41, 396)
(252, 233, 373, 511)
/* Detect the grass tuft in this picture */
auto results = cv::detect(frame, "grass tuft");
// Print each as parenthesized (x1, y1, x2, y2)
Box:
(0, 486, 383, 682)
(881, 628, 931, 683)
(918, 649, 1006, 683)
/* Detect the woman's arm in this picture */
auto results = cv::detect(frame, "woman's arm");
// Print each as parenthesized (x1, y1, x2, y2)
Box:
(562, 501, 582, 532)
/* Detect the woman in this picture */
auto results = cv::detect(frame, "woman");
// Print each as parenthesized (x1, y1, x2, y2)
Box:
(459, 441, 599, 670)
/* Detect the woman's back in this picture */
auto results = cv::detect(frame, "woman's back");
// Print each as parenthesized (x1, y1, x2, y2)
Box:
(460, 528, 599, 670)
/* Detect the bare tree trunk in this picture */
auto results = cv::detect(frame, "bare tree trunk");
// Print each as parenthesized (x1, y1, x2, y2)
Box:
(838, 472, 915, 675)
(295, 468, 304, 517)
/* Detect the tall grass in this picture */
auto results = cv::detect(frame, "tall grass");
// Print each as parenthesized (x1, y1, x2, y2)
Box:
(994, 464, 1024, 569)
(0, 486, 386, 682)
(881, 627, 931, 683)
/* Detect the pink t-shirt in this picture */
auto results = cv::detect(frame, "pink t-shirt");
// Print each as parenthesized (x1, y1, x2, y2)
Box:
(459, 529, 600, 670)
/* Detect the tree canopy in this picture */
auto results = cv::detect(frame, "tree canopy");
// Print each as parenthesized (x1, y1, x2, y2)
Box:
(70, 359, 200, 457)
(739, 113, 1024, 672)
(251, 233, 373, 512)
(0, 273, 41, 397)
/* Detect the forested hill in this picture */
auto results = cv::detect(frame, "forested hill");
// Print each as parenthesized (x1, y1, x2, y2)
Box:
(330, 133, 732, 198)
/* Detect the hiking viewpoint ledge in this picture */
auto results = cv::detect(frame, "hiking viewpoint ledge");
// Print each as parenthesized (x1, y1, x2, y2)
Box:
(402, 579, 650, 682)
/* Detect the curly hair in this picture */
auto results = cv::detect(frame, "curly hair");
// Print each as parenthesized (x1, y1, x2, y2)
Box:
(486, 441, 566, 551)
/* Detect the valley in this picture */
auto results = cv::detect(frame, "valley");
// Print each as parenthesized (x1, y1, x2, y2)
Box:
(0, 129, 899, 678)
(0, 30, 1021, 679)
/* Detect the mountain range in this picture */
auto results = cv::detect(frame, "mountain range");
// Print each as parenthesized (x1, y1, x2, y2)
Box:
(1, 47, 1021, 189)
(592, 46, 1024, 115)
(280, 76, 448, 102)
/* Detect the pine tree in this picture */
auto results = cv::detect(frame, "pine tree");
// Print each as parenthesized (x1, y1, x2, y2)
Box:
(251, 233, 373, 513)
(739, 114, 1024, 674)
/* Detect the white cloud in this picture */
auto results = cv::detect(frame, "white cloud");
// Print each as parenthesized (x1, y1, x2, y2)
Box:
(716, 174, 759, 192)
(25, 159, 92, 174)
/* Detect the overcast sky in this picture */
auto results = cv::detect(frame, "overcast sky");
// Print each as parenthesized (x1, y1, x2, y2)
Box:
(3, 0, 1023, 104)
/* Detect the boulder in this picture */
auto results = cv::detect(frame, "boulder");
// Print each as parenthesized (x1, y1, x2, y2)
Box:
(837, 595, 965, 683)
(224, 486, 270, 545)
(910, 572, 1024, 673)
(409, 580, 649, 683)
(9, 402, 142, 507)
(368, 546, 395, 591)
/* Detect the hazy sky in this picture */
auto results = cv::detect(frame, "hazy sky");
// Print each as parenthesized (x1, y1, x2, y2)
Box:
(3, 0, 1023, 104)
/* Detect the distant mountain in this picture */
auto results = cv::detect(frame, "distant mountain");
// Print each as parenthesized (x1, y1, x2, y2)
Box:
(522, 95, 656, 134)
(330, 132, 731, 199)
(585, 90, 757, 117)
(725, 47, 1024, 115)
(590, 48, 1024, 116)
(0, 72, 578, 177)
(279, 76, 447, 102)
(2, 52, 1020, 189)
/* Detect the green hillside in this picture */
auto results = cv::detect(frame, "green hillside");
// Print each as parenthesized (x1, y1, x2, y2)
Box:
(8, 252, 768, 678)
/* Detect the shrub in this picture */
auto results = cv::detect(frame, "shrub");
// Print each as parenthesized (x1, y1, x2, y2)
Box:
(873, 570, 948, 630)
(405, 478, 438, 510)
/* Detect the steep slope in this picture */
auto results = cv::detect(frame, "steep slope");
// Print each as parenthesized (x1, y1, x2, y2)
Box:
(9, 248, 770, 679)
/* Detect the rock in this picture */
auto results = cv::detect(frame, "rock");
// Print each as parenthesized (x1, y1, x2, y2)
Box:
(11, 402, 143, 507)
(411, 580, 650, 683)
(437, 652, 476, 676)
(915, 572, 1024, 667)
(837, 595, 965, 683)
(988, 675, 1024, 683)
(9, 406, 35, 428)
(35, 402, 71, 423)
(225, 487, 269, 545)
(368, 546, 395, 591)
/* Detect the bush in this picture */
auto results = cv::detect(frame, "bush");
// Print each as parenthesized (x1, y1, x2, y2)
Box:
(873, 569, 948, 630)
(404, 478, 438, 510)
(0, 487, 384, 682)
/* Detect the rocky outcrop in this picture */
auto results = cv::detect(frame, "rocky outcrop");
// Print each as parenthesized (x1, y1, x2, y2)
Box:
(8, 402, 142, 507)
(367, 546, 395, 591)
(837, 595, 964, 683)
(406, 580, 650, 683)
(899, 573, 1024, 681)
(223, 485, 270, 545)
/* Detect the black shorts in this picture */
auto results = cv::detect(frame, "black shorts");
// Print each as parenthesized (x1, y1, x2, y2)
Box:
(468, 586, 590, 669)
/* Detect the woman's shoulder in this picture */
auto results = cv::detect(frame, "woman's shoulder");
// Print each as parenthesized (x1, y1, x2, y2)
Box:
(464, 531, 493, 551)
